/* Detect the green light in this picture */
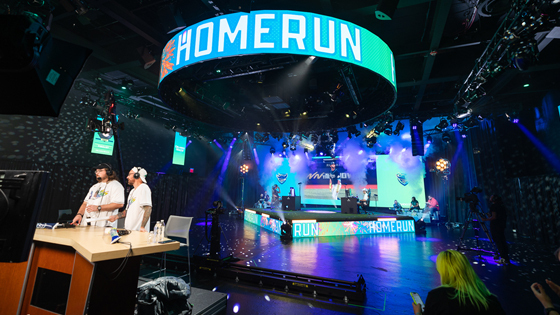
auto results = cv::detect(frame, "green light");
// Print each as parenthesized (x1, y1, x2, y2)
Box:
(523, 83, 530, 87)
(121, 86, 127, 90)
(216, 69, 221, 73)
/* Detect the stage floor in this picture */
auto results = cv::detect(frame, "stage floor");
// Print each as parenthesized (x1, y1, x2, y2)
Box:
(148, 214, 559, 315)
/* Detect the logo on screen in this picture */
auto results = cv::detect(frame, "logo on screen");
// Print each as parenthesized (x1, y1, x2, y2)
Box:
(276, 173, 288, 184)
(396, 173, 408, 186)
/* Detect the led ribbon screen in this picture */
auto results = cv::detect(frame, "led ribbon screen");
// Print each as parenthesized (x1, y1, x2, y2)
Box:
(159, 10, 396, 95)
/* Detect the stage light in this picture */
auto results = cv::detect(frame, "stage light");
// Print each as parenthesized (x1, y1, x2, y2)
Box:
(465, 117, 478, 128)
(394, 121, 404, 136)
(442, 133, 451, 143)
(384, 125, 393, 135)
(80, 95, 96, 107)
(505, 113, 520, 124)
(523, 83, 530, 87)
(457, 108, 472, 119)
(330, 131, 338, 143)
(319, 152, 324, 156)
(239, 164, 249, 174)
(345, 113, 350, 118)
(282, 142, 288, 149)
(305, 56, 318, 65)
(290, 145, 296, 151)
(120, 79, 134, 90)
(460, 130, 468, 138)
(435, 118, 449, 131)
(435, 158, 451, 174)
(477, 115, 484, 121)
(280, 221, 293, 241)
(358, 150, 363, 155)
(137, 46, 156, 69)
(427, 135, 433, 144)
(270, 147, 276, 154)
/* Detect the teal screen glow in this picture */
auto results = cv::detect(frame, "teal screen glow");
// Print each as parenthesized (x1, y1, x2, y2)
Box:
(91, 117, 115, 156)
(172, 132, 187, 165)
(376, 155, 426, 208)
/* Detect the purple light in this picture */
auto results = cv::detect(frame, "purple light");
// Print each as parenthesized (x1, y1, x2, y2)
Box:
(452, 123, 458, 128)
(319, 152, 324, 156)
(253, 148, 260, 165)
(513, 118, 519, 124)
(461, 134, 467, 138)
(412, 125, 417, 130)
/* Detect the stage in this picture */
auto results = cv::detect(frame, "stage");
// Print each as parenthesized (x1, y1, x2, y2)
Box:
(244, 207, 417, 237)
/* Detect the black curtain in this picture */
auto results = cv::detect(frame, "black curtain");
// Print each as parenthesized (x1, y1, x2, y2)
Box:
(0, 160, 217, 229)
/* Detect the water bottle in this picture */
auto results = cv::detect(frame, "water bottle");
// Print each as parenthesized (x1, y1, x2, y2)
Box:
(154, 221, 161, 244)
(159, 220, 166, 242)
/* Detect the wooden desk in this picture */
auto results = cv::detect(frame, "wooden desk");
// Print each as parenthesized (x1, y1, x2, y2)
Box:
(0, 227, 179, 315)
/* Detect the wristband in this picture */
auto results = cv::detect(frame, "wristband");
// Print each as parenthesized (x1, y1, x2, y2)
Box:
(77, 213, 83, 217)
(545, 308, 559, 315)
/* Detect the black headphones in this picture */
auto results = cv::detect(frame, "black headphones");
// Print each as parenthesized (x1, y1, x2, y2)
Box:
(105, 164, 113, 176)
(133, 167, 144, 179)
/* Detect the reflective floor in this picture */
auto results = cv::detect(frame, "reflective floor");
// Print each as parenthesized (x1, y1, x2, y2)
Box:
(156, 213, 560, 314)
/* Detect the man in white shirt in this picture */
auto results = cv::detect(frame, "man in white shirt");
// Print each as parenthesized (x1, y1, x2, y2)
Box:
(72, 163, 125, 227)
(108, 167, 152, 232)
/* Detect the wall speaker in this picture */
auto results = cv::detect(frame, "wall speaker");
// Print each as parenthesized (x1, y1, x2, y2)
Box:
(341, 197, 358, 214)
(410, 119, 424, 156)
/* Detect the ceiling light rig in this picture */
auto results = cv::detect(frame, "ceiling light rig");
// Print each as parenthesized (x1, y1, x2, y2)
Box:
(453, 1, 556, 113)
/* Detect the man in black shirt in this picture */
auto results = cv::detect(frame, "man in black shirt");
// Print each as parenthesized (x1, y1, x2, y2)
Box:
(481, 195, 509, 264)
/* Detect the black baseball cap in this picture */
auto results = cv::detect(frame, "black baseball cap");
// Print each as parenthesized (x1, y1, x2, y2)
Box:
(92, 163, 112, 170)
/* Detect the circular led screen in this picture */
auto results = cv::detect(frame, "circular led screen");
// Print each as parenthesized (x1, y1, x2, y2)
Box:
(159, 10, 397, 132)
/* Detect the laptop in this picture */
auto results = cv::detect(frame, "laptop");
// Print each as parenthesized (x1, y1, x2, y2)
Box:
(57, 209, 74, 224)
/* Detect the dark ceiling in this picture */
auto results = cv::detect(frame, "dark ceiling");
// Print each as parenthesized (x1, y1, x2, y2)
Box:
(6, 0, 560, 131)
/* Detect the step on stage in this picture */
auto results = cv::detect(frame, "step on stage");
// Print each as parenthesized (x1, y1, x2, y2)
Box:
(244, 207, 417, 238)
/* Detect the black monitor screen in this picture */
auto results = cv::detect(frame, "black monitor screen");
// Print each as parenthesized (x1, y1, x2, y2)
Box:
(0, 170, 49, 262)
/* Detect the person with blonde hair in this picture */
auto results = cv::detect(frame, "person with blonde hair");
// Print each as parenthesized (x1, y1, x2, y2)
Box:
(412, 250, 505, 315)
